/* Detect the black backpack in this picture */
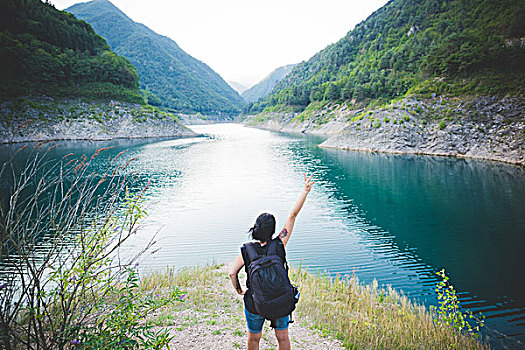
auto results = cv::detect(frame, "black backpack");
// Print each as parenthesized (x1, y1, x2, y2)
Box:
(242, 239, 298, 323)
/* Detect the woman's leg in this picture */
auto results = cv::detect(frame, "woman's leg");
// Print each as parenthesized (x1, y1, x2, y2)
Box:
(247, 331, 262, 350)
(274, 329, 291, 350)
(245, 308, 264, 350)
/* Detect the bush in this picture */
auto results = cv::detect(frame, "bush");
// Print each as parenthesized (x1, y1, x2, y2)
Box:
(0, 145, 182, 349)
(439, 120, 446, 130)
(430, 269, 485, 339)
(73, 269, 183, 349)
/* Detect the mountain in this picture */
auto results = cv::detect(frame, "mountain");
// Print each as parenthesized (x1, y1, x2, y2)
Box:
(242, 64, 297, 103)
(0, 0, 142, 103)
(67, 0, 244, 115)
(246, 0, 524, 114)
(228, 81, 249, 94)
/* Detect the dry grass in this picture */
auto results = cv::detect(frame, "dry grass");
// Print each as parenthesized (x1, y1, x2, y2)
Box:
(290, 266, 489, 349)
(138, 264, 488, 349)
(140, 264, 247, 337)
(138, 264, 344, 349)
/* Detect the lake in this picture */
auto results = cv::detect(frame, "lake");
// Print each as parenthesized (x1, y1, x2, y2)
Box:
(1, 123, 524, 348)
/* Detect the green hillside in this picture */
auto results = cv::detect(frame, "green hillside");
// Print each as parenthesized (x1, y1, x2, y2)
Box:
(246, 0, 525, 114)
(67, 0, 244, 115)
(0, 0, 142, 103)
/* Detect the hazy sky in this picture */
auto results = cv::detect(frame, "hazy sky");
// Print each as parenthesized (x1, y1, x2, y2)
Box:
(50, 0, 388, 88)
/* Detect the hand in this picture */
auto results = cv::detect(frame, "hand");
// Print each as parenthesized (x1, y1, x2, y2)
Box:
(303, 173, 315, 193)
(239, 288, 247, 295)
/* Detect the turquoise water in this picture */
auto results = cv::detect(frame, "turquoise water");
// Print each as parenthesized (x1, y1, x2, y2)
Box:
(1, 123, 524, 348)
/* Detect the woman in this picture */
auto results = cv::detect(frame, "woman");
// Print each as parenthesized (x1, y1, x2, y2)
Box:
(229, 174, 315, 350)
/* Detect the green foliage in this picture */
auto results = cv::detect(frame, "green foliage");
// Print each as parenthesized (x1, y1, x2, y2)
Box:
(196, 112, 208, 120)
(28, 191, 183, 349)
(246, 113, 271, 125)
(73, 269, 183, 349)
(261, 103, 302, 114)
(0, 148, 183, 348)
(0, 0, 141, 103)
(246, 0, 525, 115)
(140, 89, 162, 106)
(430, 269, 485, 339)
(67, 0, 244, 114)
(293, 100, 330, 123)
(439, 120, 446, 130)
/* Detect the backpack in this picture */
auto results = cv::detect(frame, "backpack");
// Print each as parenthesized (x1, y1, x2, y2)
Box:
(242, 239, 298, 323)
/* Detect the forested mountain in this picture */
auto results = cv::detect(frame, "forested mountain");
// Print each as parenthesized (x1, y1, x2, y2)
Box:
(67, 0, 244, 115)
(242, 64, 297, 103)
(246, 0, 525, 114)
(0, 0, 142, 103)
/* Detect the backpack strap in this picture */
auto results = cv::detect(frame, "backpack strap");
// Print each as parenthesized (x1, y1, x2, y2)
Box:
(244, 239, 288, 271)
(267, 239, 288, 271)
(243, 242, 260, 264)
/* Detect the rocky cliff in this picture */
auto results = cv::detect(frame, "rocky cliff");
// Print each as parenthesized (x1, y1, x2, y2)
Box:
(244, 96, 525, 166)
(0, 98, 197, 143)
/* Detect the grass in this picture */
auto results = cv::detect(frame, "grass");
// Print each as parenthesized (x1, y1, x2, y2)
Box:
(137, 264, 488, 350)
(289, 266, 487, 350)
(292, 100, 331, 123)
(246, 113, 271, 125)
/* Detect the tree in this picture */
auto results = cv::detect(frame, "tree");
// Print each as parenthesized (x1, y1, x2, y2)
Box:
(327, 83, 340, 101)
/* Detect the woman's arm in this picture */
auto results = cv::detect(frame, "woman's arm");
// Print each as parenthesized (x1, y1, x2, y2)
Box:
(228, 253, 246, 295)
(279, 174, 315, 247)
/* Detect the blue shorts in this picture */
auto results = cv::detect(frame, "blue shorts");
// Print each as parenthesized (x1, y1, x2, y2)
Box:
(244, 308, 289, 333)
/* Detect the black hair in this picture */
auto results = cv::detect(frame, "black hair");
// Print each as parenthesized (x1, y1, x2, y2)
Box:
(248, 213, 276, 242)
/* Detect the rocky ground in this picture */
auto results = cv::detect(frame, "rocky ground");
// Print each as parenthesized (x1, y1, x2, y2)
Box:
(0, 97, 197, 143)
(244, 96, 525, 166)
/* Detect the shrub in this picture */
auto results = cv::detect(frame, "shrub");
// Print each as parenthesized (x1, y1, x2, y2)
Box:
(439, 120, 446, 130)
(0, 145, 182, 349)
(430, 269, 485, 339)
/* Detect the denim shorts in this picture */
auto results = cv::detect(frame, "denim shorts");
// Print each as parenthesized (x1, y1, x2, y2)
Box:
(244, 308, 289, 333)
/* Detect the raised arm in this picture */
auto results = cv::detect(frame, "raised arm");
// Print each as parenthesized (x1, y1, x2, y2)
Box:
(279, 174, 315, 247)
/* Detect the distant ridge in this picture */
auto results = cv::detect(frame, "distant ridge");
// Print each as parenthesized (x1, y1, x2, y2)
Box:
(242, 64, 297, 103)
(228, 81, 249, 94)
(67, 0, 244, 115)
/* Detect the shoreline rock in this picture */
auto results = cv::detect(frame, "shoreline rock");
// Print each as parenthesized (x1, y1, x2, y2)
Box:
(0, 97, 198, 144)
(244, 96, 525, 166)
(177, 113, 235, 126)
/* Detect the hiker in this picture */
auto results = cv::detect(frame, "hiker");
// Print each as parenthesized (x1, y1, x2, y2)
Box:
(229, 174, 315, 350)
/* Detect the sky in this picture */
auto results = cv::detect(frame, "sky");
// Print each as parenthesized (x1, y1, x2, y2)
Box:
(50, 0, 389, 88)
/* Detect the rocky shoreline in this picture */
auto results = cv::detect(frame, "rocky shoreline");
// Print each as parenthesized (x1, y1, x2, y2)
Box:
(0, 97, 197, 143)
(244, 96, 525, 166)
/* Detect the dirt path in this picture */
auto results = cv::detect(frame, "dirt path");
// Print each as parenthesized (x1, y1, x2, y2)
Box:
(157, 265, 344, 349)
